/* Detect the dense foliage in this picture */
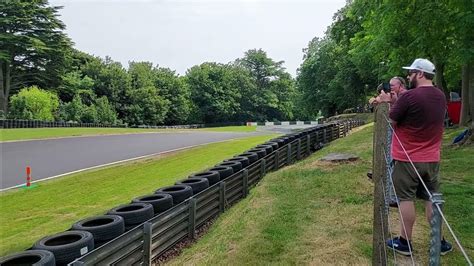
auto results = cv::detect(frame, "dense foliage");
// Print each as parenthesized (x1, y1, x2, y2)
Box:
(297, 0, 473, 122)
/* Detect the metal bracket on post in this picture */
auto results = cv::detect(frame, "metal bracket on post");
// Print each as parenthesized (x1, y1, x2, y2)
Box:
(188, 198, 197, 239)
(242, 169, 248, 197)
(219, 182, 226, 213)
(143, 222, 152, 266)
(429, 193, 444, 266)
(286, 144, 292, 165)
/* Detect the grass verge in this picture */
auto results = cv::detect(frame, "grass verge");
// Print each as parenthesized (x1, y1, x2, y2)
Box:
(0, 134, 277, 256)
(168, 124, 473, 265)
(0, 127, 175, 142)
(198, 126, 256, 132)
(0, 126, 257, 142)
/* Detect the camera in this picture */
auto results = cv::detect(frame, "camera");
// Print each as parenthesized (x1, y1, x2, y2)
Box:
(377, 82, 391, 93)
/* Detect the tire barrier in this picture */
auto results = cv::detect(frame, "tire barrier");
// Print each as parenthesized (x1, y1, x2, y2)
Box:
(188, 171, 221, 186)
(225, 156, 250, 168)
(246, 148, 266, 159)
(0, 250, 56, 266)
(32, 231, 94, 265)
(206, 166, 234, 180)
(237, 152, 259, 164)
(155, 185, 194, 204)
(132, 194, 174, 215)
(71, 215, 125, 247)
(255, 144, 273, 155)
(107, 203, 154, 230)
(175, 178, 209, 195)
(0, 120, 364, 265)
(215, 161, 242, 173)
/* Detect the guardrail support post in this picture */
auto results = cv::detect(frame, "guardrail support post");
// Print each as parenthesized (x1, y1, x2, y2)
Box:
(260, 159, 266, 177)
(297, 139, 302, 160)
(286, 144, 292, 165)
(188, 198, 197, 239)
(429, 193, 443, 266)
(143, 222, 152, 266)
(219, 182, 226, 213)
(242, 169, 249, 197)
(306, 135, 311, 156)
(323, 128, 327, 143)
(275, 151, 280, 169)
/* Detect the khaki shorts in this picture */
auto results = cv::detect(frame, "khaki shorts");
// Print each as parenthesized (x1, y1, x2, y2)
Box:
(392, 160, 440, 201)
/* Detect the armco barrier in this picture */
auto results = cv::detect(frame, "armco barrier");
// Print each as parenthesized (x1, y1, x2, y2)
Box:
(59, 120, 364, 265)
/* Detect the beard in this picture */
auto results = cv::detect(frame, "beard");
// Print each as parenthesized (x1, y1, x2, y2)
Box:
(408, 78, 417, 89)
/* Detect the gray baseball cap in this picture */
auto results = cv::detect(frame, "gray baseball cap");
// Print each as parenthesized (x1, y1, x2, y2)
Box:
(402, 58, 435, 74)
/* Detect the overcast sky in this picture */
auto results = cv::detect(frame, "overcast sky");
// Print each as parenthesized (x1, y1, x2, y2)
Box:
(49, 0, 346, 77)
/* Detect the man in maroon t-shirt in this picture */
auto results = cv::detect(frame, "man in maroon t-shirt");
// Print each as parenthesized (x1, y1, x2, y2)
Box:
(380, 58, 452, 256)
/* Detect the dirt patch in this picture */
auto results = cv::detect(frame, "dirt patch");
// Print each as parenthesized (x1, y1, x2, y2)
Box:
(152, 218, 216, 265)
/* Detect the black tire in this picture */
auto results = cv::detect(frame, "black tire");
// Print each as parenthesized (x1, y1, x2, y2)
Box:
(207, 166, 234, 180)
(264, 142, 279, 151)
(32, 230, 94, 265)
(107, 203, 154, 226)
(255, 145, 273, 155)
(246, 148, 266, 159)
(216, 161, 242, 173)
(155, 185, 193, 204)
(71, 215, 124, 245)
(0, 250, 55, 266)
(176, 177, 209, 194)
(188, 171, 220, 186)
(238, 152, 259, 164)
(270, 138, 286, 147)
(225, 156, 249, 168)
(132, 194, 173, 214)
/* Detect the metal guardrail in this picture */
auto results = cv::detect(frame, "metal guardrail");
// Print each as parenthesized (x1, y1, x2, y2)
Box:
(68, 119, 365, 265)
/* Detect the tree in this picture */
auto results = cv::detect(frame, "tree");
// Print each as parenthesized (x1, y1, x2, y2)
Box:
(0, 0, 72, 113)
(154, 68, 191, 125)
(8, 86, 59, 121)
(125, 86, 169, 126)
(95, 96, 117, 125)
(236, 49, 296, 121)
(185, 62, 242, 123)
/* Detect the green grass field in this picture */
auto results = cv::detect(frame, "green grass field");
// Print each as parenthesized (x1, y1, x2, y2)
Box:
(168, 125, 473, 265)
(0, 134, 276, 256)
(0, 126, 257, 142)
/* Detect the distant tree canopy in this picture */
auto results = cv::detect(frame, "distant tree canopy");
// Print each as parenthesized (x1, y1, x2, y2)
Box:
(1, 0, 472, 128)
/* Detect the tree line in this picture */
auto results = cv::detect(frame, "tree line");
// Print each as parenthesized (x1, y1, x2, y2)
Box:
(0, 1, 297, 126)
(1, 0, 472, 127)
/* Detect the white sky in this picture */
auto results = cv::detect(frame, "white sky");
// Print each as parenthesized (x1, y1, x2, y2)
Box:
(49, 0, 346, 77)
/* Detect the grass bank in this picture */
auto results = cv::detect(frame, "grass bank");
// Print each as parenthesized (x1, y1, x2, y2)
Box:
(0, 126, 256, 142)
(0, 134, 276, 256)
(168, 125, 473, 265)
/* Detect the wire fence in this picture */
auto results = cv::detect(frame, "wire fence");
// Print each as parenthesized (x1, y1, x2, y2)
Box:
(372, 103, 473, 266)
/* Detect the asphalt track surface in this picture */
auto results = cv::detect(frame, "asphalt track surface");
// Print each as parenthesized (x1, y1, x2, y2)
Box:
(0, 131, 267, 190)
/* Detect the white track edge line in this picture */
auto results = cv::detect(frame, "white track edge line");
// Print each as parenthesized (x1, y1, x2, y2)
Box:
(0, 137, 250, 192)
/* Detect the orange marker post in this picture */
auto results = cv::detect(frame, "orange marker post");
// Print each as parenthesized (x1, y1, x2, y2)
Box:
(26, 166, 31, 187)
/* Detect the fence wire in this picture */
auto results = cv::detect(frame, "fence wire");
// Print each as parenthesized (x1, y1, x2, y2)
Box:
(382, 114, 472, 266)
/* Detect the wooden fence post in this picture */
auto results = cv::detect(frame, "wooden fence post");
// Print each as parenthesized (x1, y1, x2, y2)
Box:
(188, 198, 197, 239)
(373, 103, 389, 266)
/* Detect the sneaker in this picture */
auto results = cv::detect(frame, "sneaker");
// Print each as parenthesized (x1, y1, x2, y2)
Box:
(441, 239, 453, 255)
(387, 237, 413, 256)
